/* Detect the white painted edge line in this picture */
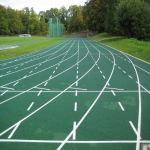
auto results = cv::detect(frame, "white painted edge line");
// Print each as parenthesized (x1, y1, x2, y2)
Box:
(8, 122, 21, 139)
(1, 90, 8, 96)
(69, 87, 87, 91)
(118, 67, 121, 69)
(53, 71, 55, 74)
(129, 121, 141, 140)
(37, 90, 42, 96)
(111, 90, 116, 96)
(139, 84, 150, 94)
(76, 75, 78, 79)
(118, 102, 125, 111)
(27, 102, 34, 111)
(103, 75, 105, 79)
(13, 82, 19, 86)
(29, 71, 33, 74)
(72, 122, 76, 140)
(74, 102, 77, 111)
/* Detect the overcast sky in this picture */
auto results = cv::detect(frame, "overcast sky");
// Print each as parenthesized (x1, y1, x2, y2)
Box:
(0, 0, 86, 13)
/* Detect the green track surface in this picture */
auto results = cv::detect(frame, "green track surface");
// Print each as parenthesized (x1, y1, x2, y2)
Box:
(0, 38, 150, 150)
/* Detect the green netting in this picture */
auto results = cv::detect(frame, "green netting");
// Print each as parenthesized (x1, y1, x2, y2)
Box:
(48, 18, 64, 37)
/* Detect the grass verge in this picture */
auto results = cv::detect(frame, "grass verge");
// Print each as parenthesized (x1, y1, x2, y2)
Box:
(91, 33, 150, 63)
(0, 36, 67, 60)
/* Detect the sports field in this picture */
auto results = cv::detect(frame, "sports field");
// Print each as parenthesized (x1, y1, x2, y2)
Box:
(0, 38, 150, 150)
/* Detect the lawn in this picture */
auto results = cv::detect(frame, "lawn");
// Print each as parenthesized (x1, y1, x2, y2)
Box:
(0, 36, 67, 60)
(91, 33, 150, 63)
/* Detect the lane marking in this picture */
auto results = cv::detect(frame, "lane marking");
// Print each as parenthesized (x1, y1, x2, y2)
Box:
(105, 87, 124, 91)
(70, 87, 87, 91)
(49, 75, 52, 79)
(27, 102, 34, 111)
(72, 122, 76, 140)
(14, 67, 18, 69)
(7, 71, 11, 73)
(0, 139, 149, 144)
(76, 81, 78, 86)
(77, 71, 78, 74)
(35, 87, 50, 91)
(128, 75, 133, 79)
(13, 82, 19, 86)
(1, 90, 8, 96)
(76, 75, 78, 79)
(23, 75, 27, 79)
(107, 83, 110, 86)
(100, 71, 102, 74)
(118, 67, 121, 69)
(74, 102, 77, 111)
(75, 90, 78, 96)
(8, 122, 21, 139)
(111, 90, 116, 96)
(44, 82, 48, 86)
(123, 70, 126, 74)
(29, 71, 33, 74)
(1, 86, 14, 90)
(37, 90, 42, 96)
(103, 75, 105, 79)
(35, 67, 38, 69)
(118, 102, 125, 111)
(129, 121, 141, 139)
(53, 71, 55, 74)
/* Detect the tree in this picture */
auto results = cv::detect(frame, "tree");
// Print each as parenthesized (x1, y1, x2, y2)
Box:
(115, 0, 150, 40)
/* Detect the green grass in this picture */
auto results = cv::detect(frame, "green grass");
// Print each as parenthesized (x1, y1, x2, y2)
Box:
(91, 33, 150, 63)
(0, 36, 67, 60)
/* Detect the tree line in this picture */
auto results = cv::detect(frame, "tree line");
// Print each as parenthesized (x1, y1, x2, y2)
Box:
(0, 0, 150, 40)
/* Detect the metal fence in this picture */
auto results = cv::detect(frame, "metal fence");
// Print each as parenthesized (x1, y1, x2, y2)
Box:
(48, 18, 64, 37)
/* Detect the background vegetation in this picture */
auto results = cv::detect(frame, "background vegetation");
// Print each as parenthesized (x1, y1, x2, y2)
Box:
(0, 0, 150, 40)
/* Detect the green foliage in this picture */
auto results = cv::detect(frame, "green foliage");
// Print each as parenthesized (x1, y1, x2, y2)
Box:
(115, 0, 150, 40)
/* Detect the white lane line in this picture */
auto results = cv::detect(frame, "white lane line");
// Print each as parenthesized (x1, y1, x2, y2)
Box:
(129, 121, 141, 139)
(76, 81, 78, 86)
(53, 71, 55, 74)
(123, 70, 126, 74)
(118, 67, 121, 69)
(111, 90, 116, 96)
(1, 86, 14, 90)
(77, 71, 78, 74)
(118, 102, 125, 111)
(8, 121, 21, 139)
(23, 75, 27, 79)
(37, 90, 42, 96)
(70, 87, 87, 91)
(72, 122, 76, 140)
(0, 139, 145, 144)
(107, 83, 110, 86)
(76, 75, 78, 79)
(7, 71, 11, 73)
(77, 67, 78, 70)
(13, 82, 19, 86)
(27, 102, 34, 111)
(75, 90, 78, 96)
(135, 65, 150, 75)
(128, 75, 133, 79)
(98, 67, 100, 69)
(39, 64, 41, 66)
(49, 75, 52, 79)
(74, 102, 77, 111)
(35, 67, 38, 69)
(103, 75, 105, 79)
(56, 67, 58, 70)
(105, 87, 124, 91)
(1, 90, 8, 96)
(29, 71, 33, 74)
(14, 67, 18, 69)
(44, 82, 48, 86)
(100, 71, 102, 74)
(138, 83, 150, 94)
(35, 87, 50, 91)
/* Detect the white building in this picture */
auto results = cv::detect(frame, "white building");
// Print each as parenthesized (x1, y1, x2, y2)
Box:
(19, 34, 31, 37)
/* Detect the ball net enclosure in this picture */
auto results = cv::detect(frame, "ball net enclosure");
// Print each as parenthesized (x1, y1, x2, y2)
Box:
(48, 18, 64, 37)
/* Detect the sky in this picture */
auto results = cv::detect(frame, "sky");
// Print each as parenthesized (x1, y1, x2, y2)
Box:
(0, 0, 87, 13)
